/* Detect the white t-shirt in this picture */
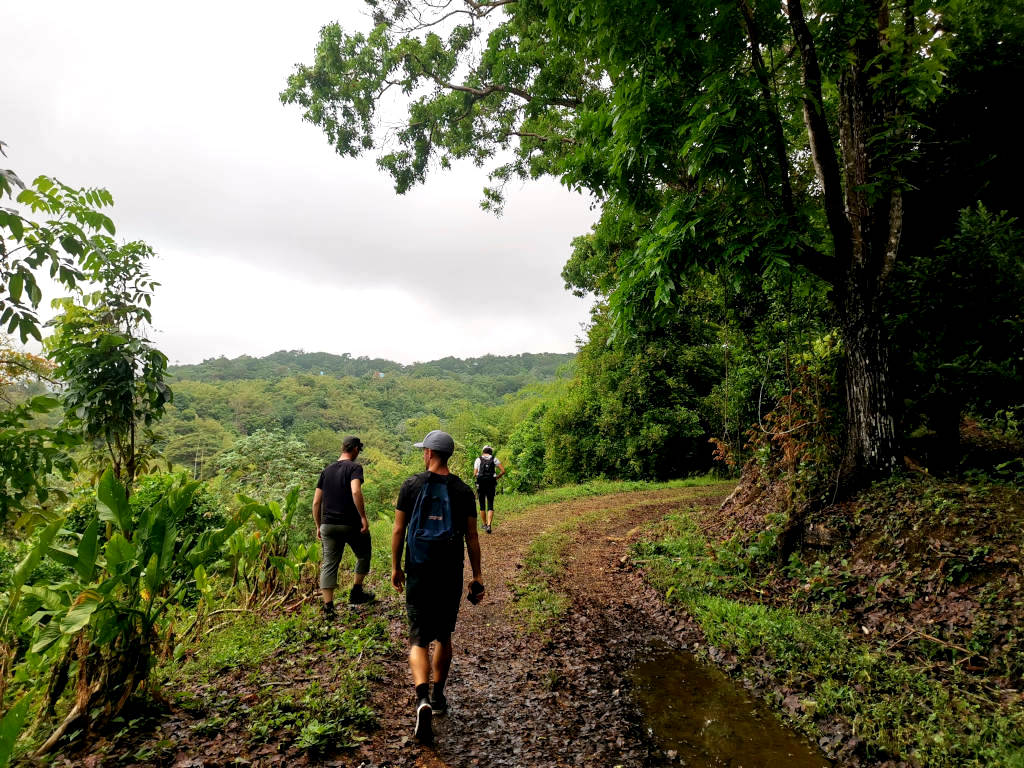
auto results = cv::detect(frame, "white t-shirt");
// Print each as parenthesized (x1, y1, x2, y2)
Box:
(474, 455, 503, 474)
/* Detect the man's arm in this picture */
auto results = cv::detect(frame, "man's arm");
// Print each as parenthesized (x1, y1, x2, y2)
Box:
(351, 478, 368, 534)
(495, 459, 505, 480)
(312, 488, 323, 541)
(391, 507, 408, 592)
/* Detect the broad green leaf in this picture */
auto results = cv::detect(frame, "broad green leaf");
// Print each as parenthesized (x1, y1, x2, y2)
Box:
(76, 514, 100, 582)
(194, 564, 209, 594)
(143, 553, 160, 599)
(59, 595, 101, 635)
(96, 469, 129, 535)
(22, 585, 65, 611)
(8, 273, 23, 303)
(45, 546, 80, 572)
(30, 622, 62, 654)
(0, 693, 31, 767)
(12, 519, 63, 590)
(104, 533, 136, 573)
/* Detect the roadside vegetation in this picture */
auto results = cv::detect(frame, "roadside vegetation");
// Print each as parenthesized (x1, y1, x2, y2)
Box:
(634, 476, 1024, 767)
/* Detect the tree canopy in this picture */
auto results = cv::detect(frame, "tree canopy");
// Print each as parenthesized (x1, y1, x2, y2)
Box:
(282, 0, 1024, 484)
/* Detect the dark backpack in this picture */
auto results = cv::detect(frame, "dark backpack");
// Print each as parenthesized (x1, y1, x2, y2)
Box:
(478, 455, 496, 481)
(405, 478, 459, 568)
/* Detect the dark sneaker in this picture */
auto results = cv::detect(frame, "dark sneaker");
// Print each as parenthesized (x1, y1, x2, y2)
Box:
(322, 602, 337, 622)
(414, 697, 433, 742)
(348, 586, 376, 606)
(485, 525, 492, 534)
(429, 692, 448, 716)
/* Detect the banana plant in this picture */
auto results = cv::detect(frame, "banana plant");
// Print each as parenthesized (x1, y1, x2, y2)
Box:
(227, 487, 318, 605)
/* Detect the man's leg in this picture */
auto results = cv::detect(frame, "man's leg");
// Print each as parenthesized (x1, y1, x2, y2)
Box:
(409, 643, 433, 741)
(430, 639, 454, 714)
(348, 529, 375, 604)
(484, 484, 495, 530)
(409, 644, 430, 686)
(319, 525, 341, 619)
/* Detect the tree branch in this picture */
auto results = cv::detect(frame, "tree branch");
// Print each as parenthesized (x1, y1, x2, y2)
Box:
(432, 76, 582, 109)
(508, 130, 578, 145)
(737, 0, 796, 218)
(785, 0, 851, 263)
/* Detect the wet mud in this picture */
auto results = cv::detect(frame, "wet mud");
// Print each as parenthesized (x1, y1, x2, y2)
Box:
(356, 483, 831, 768)
(629, 643, 829, 767)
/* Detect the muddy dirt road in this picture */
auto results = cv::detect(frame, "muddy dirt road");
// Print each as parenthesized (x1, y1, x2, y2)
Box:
(351, 481, 829, 768)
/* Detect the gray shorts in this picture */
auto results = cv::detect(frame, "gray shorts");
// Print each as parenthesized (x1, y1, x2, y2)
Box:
(319, 524, 371, 589)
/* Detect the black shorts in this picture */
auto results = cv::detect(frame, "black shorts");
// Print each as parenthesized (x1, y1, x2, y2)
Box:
(476, 480, 496, 511)
(406, 566, 464, 647)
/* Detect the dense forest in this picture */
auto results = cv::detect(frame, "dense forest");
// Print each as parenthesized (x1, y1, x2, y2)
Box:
(2, 0, 1024, 763)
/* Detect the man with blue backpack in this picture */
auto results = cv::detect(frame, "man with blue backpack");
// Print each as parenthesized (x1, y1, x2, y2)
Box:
(391, 430, 484, 744)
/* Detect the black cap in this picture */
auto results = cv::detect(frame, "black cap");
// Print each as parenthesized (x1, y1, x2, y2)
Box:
(342, 435, 364, 452)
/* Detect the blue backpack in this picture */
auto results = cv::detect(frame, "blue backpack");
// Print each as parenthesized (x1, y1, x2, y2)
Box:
(406, 478, 460, 568)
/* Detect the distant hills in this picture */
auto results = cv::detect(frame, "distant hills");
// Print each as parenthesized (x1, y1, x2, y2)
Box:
(168, 350, 575, 383)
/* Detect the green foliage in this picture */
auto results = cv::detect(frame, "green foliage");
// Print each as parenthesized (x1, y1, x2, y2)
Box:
(224, 487, 320, 606)
(1, 161, 123, 523)
(1, 170, 115, 346)
(170, 350, 573, 386)
(891, 204, 1024, 472)
(0, 395, 77, 524)
(635, 503, 1024, 767)
(215, 430, 321, 504)
(542, 303, 720, 484)
(47, 240, 170, 488)
(282, 0, 1024, 480)
(0, 695, 30, 768)
(0, 470, 240, 757)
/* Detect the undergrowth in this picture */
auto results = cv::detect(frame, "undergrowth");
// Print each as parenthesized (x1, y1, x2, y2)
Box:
(157, 604, 389, 755)
(635, 501, 1024, 768)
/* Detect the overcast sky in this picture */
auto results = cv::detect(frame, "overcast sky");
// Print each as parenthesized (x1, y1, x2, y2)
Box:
(2, 2, 598, 365)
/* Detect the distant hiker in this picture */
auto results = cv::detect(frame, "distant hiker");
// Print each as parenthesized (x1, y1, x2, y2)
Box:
(313, 435, 375, 620)
(391, 430, 484, 744)
(473, 445, 505, 534)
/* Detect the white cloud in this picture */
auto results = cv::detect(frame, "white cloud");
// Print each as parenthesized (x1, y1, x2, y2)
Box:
(2, 1, 597, 364)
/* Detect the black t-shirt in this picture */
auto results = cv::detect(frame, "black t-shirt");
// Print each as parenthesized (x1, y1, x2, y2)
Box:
(396, 471, 477, 568)
(317, 460, 364, 526)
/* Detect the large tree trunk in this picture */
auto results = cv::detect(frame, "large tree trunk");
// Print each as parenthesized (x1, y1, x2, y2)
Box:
(838, 289, 900, 482)
(833, 4, 903, 484)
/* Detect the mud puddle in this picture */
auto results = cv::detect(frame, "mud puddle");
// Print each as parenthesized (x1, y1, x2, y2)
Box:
(629, 643, 831, 767)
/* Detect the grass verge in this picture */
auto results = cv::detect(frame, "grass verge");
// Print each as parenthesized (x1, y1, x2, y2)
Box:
(508, 480, 726, 633)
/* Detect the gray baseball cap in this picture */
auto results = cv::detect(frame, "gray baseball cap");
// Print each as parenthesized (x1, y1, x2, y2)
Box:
(414, 430, 455, 453)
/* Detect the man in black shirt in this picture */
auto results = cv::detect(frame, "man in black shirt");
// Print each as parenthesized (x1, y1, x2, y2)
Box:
(391, 430, 483, 744)
(314, 435, 374, 620)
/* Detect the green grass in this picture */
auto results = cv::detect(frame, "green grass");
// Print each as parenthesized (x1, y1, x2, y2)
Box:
(635, 513, 1024, 768)
(495, 474, 724, 523)
(508, 481, 725, 632)
(159, 604, 390, 754)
